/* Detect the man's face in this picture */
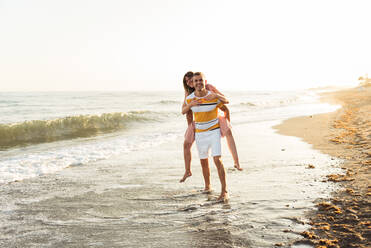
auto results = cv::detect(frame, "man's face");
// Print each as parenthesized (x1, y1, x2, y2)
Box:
(193, 75, 205, 91)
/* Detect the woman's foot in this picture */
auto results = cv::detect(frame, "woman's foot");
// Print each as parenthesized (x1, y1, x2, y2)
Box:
(179, 171, 192, 182)
(234, 163, 243, 171)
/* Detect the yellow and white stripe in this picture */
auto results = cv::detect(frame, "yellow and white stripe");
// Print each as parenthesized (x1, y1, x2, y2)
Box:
(186, 91, 223, 133)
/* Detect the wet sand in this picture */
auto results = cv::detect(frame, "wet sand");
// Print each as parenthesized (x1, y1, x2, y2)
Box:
(274, 85, 371, 247)
(0, 114, 344, 247)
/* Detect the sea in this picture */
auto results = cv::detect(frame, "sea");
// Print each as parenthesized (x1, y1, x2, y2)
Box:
(0, 90, 343, 247)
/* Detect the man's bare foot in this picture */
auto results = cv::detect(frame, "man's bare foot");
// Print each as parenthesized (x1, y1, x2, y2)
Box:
(179, 171, 192, 183)
(234, 164, 243, 171)
(217, 192, 229, 202)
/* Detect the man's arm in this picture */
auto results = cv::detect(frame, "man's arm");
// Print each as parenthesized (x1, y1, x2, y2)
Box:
(218, 104, 230, 122)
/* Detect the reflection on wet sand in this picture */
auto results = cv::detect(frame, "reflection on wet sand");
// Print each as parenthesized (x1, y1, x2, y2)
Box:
(184, 200, 253, 248)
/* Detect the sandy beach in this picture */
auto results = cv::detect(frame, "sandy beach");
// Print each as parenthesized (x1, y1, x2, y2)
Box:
(274, 85, 371, 247)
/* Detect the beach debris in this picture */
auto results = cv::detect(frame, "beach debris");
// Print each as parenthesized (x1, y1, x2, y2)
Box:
(300, 231, 318, 239)
(332, 224, 355, 233)
(326, 174, 354, 182)
(274, 243, 283, 246)
(330, 108, 360, 145)
(359, 221, 370, 227)
(307, 164, 315, 169)
(310, 197, 369, 246)
(313, 222, 331, 231)
(317, 239, 339, 247)
(281, 148, 285, 151)
(345, 170, 355, 176)
(316, 202, 342, 215)
(345, 188, 355, 194)
(342, 232, 365, 242)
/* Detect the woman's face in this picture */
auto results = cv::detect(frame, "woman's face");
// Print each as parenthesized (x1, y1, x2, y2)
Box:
(185, 76, 194, 88)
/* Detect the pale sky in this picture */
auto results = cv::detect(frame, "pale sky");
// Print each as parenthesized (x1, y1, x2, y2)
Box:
(0, 0, 370, 91)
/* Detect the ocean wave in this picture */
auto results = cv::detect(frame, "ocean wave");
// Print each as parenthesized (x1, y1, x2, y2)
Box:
(0, 111, 157, 149)
(0, 100, 20, 106)
(238, 96, 300, 108)
(0, 131, 179, 184)
(157, 100, 181, 105)
(239, 102, 257, 107)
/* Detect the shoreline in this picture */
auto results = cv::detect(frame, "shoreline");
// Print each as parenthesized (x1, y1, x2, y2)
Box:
(274, 86, 370, 247)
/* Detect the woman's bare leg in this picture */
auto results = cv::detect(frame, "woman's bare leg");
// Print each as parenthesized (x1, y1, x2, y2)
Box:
(180, 140, 193, 182)
(225, 130, 243, 171)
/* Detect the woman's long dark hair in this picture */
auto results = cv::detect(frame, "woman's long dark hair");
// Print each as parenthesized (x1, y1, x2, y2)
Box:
(183, 71, 194, 95)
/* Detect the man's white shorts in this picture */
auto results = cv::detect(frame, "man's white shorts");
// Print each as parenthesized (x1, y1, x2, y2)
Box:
(195, 128, 221, 159)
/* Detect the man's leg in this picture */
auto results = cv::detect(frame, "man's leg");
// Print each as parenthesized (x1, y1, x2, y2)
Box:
(213, 156, 228, 200)
(195, 131, 211, 191)
(200, 158, 211, 192)
(210, 129, 227, 200)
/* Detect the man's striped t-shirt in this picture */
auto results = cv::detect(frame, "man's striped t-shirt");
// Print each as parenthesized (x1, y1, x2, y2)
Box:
(186, 91, 224, 133)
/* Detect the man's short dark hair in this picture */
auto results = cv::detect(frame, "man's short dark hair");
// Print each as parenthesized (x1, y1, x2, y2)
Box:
(193, 72, 204, 78)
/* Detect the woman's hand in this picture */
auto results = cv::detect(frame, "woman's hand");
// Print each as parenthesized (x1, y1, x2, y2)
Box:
(189, 99, 202, 107)
(204, 92, 217, 101)
(182, 99, 201, 115)
(204, 92, 229, 104)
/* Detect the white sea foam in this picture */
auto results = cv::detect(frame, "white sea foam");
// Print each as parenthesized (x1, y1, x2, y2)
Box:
(0, 132, 178, 184)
